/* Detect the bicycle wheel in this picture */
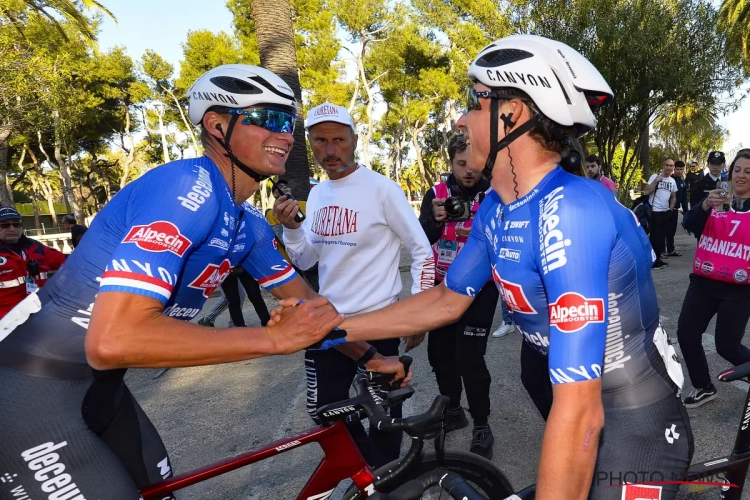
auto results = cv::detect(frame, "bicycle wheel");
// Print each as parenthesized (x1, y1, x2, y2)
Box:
(342, 450, 515, 500)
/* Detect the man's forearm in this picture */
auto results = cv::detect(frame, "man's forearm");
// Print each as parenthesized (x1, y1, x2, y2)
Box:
(341, 283, 470, 342)
(87, 312, 278, 369)
(536, 388, 604, 500)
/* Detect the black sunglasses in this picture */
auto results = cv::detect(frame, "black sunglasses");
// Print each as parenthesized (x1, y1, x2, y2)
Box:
(223, 108, 297, 134)
(0, 222, 22, 229)
(465, 87, 527, 112)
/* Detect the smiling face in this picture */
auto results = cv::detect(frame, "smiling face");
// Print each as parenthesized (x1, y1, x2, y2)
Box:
(203, 106, 295, 179)
(308, 121, 358, 178)
(731, 157, 750, 198)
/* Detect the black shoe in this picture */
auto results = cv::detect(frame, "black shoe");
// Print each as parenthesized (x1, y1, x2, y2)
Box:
(444, 407, 469, 432)
(652, 261, 667, 270)
(197, 317, 214, 327)
(666, 251, 682, 257)
(683, 385, 717, 408)
(470, 424, 494, 460)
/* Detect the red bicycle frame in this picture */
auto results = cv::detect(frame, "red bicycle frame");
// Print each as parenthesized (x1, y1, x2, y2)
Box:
(139, 420, 376, 500)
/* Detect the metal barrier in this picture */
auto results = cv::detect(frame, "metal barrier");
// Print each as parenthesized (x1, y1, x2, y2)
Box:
(34, 233, 73, 254)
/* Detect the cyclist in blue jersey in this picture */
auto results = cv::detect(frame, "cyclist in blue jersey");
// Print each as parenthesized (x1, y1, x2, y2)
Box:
(271, 36, 693, 500)
(0, 64, 405, 500)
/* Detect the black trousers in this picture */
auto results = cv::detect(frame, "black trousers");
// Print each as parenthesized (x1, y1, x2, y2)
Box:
(427, 282, 498, 425)
(520, 340, 553, 421)
(221, 271, 271, 327)
(304, 338, 402, 469)
(649, 210, 671, 259)
(666, 209, 679, 253)
(676, 274, 750, 389)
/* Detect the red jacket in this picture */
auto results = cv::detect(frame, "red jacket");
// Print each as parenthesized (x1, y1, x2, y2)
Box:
(0, 236, 66, 318)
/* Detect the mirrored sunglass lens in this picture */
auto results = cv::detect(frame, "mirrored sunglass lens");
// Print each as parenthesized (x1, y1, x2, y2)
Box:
(241, 110, 295, 133)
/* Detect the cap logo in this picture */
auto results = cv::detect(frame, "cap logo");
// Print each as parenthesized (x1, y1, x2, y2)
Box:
(314, 104, 341, 117)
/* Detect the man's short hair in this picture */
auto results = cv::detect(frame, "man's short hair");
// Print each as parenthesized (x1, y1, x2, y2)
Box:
(584, 154, 600, 165)
(62, 215, 77, 225)
(447, 135, 468, 162)
(675, 160, 685, 168)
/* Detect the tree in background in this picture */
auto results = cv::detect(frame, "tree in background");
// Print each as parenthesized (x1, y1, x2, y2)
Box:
(528, 0, 743, 195)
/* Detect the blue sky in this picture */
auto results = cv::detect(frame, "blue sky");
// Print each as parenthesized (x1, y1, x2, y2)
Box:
(94, 0, 747, 156)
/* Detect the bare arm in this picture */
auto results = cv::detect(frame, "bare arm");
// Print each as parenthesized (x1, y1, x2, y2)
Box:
(86, 291, 342, 370)
(641, 175, 661, 195)
(269, 275, 392, 365)
(537, 380, 604, 500)
(669, 191, 676, 210)
(341, 282, 473, 343)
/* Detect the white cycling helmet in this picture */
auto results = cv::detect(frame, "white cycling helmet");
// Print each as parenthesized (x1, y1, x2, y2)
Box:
(187, 65, 297, 184)
(468, 35, 613, 133)
(187, 64, 296, 127)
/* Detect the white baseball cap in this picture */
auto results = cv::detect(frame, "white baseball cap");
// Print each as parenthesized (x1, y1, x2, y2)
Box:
(305, 102, 354, 130)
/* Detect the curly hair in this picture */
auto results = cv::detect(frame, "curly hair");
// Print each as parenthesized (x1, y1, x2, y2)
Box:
(447, 134, 468, 162)
(495, 89, 577, 156)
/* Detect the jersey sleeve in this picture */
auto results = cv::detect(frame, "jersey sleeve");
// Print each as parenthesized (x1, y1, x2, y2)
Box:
(539, 185, 616, 384)
(99, 164, 217, 305)
(444, 194, 495, 297)
(240, 204, 298, 290)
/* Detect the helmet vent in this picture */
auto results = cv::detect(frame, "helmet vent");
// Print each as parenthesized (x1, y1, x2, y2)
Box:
(210, 76, 262, 94)
(475, 49, 533, 68)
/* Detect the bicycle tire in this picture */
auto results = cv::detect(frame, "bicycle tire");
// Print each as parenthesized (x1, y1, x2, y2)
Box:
(341, 450, 515, 500)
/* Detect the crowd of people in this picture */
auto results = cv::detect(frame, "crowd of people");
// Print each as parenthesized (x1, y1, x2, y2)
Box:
(0, 34, 749, 500)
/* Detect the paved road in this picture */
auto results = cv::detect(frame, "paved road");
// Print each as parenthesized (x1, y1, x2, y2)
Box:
(126, 226, 749, 499)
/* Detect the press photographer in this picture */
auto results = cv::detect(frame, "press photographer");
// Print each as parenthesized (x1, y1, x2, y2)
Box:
(418, 134, 499, 459)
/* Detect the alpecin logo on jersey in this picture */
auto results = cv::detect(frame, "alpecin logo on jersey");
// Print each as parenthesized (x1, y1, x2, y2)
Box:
(123, 221, 191, 257)
(310, 206, 358, 236)
(495, 273, 537, 314)
(539, 187, 571, 274)
(189, 259, 232, 298)
(549, 292, 605, 333)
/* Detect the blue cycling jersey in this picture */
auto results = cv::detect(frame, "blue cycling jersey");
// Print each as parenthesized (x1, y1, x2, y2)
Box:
(4, 157, 296, 366)
(446, 167, 677, 407)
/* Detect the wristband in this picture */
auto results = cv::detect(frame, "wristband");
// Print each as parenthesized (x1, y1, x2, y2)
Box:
(356, 345, 378, 366)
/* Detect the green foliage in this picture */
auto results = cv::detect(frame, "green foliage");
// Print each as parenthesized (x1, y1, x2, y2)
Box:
(523, 0, 743, 191)
(719, 0, 750, 71)
(175, 29, 248, 93)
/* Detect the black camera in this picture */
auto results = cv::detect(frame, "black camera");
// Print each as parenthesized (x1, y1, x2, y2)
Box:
(271, 180, 306, 224)
(27, 260, 39, 278)
(442, 196, 472, 222)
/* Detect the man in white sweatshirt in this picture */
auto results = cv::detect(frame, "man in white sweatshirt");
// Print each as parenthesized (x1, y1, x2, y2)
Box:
(273, 102, 435, 468)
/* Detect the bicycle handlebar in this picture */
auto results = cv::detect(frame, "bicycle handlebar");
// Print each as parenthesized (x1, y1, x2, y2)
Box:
(352, 356, 447, 437)
(367, 470, 485, 500)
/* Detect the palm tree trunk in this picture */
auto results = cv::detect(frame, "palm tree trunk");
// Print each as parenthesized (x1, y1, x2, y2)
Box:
(0, 123, 15, 206)
(251, 0, 311, 201)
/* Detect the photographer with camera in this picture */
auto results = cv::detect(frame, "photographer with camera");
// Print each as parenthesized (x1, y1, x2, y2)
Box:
(0, 207, 66, 319)
(418, 134, 499, 459)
